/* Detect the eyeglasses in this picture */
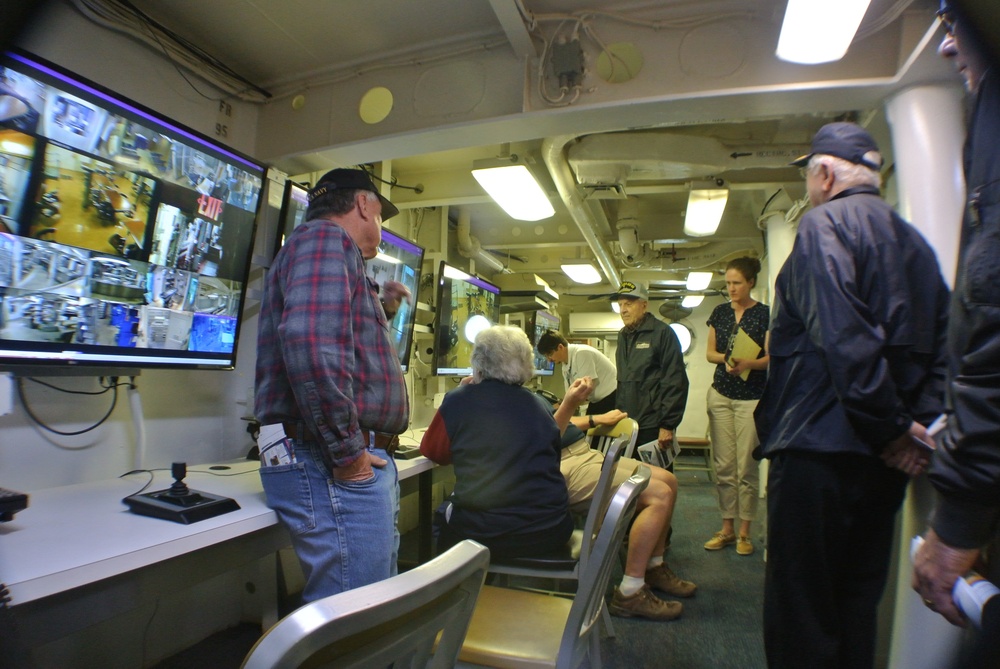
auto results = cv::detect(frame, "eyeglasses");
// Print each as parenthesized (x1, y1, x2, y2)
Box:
(937, 11, 956, 35)
(798, 167, 811, 179)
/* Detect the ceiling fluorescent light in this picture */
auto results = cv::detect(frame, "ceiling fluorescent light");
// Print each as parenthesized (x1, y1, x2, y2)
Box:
(560, 262, 602, 284)
(681, 295, 704, 308)
(686, 271, 713, 291)
(776, 0, 872, 64)
(684, 181, 728, 237)
(472, 158, 555, 221)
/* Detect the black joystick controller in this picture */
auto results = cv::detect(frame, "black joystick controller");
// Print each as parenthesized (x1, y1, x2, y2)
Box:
(167, 462, 192, 498)
(122, 461, 240, 524)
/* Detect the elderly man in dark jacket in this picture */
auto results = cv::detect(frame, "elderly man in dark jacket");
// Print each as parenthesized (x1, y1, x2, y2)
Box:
(756, 122, 950, 669)
(614, 281, 689, 461)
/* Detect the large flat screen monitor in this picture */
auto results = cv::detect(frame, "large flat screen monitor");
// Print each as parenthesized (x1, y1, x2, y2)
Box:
(431, 261, 500, 377)
(367, 228, 424, 373)
(273, 179, 307, 259)
(0, 49, 265, 371)
(528, 309, 559, 376)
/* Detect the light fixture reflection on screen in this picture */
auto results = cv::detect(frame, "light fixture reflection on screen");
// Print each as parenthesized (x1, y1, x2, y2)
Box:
(463, 314, 492, 343)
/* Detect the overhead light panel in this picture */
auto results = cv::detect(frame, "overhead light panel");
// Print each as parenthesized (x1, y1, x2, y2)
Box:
(776, 0, 872, 64)
(686, 271, 713, 291)
(472, 157, 554, 221)
(684, 181, 729, 237)
(560, 262, 602, 284)
(681, 295, 705, 308)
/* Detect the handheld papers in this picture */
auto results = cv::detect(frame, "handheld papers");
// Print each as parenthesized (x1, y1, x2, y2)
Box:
(726, 328, 762, 381)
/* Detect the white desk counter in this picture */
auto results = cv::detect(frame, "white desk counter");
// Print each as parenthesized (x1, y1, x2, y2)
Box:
(2, 456, 436, 607)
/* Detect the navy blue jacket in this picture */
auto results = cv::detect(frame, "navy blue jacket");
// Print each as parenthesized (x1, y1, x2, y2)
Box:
(929, 69, 1000, 549)
(757, 186, 949, 458)
(420, 380, 571, 541)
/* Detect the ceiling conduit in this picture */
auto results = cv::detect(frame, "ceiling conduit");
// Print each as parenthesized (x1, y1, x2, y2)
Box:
(455, 208, 509, 274)
(542, 136, 622, 291)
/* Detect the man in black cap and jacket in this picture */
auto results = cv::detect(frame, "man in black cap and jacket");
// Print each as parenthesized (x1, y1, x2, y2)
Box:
(913, 4, 1000, 665)
(756, 122, 950, 669)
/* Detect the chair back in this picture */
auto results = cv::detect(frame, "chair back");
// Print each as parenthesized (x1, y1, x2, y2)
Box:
(557, 466, 650, 669)
(576, 433, 633, 574)
(587, 417, 639, 459)
(241, 540, 490, 669)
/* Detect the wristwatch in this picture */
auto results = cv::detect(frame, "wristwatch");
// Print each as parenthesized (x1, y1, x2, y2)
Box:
(588, 415, 596, 428)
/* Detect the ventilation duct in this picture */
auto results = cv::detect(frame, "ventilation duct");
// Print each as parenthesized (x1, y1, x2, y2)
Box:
(455, 208, 508, 274)
(542, 136, 621, 290)
(567, 133, 811, 187)
(655, 240, 756, 274)
(615, 197, 653, 265)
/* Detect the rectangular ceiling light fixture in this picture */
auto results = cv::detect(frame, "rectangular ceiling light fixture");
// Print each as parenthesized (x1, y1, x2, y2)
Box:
(560, 262, 602, 284)
(686, 271, 714, 291)
(776, 0, 872, 64)
(681, 295, 705, 308)
(683, 181, 729, 237)
(472, 157, 555, 221)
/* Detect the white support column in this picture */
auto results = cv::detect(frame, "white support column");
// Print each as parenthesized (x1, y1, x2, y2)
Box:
(884, 82, 967, 669)
(886, 84, 966, 286)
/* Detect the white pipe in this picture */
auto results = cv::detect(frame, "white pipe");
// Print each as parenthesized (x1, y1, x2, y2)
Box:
(885, 85, 965, 287)
(884, 83, 967, 669)
(542, 136, 621, 289)
(455, 208, 507, 274)
(128, 380, 146, 471)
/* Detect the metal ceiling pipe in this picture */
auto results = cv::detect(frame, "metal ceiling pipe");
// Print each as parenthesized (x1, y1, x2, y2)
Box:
(455, 207, 508, 274)
(542, 136, 622, 290)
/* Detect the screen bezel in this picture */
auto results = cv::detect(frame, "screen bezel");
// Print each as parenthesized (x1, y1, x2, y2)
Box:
(0, 48, 266, 371)
(431, 261, 501, 377)
(368, 227, 424, 373)
(529, 309, 560, 376)
(272, 179, 308, 260)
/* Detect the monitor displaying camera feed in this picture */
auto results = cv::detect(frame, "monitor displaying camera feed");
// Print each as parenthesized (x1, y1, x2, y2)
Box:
(0, 49, 265, 370)
(366, 228, 424, 373)
(528, 309, 559, 376)
(273, 179, 308, 259)
(431, 261, 500, 376)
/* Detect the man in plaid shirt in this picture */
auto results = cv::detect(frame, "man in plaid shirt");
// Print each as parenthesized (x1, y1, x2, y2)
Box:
(255, 168, 409, 601)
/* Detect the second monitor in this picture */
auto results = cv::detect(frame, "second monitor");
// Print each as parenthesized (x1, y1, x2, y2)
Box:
(432, 262, 500, 377)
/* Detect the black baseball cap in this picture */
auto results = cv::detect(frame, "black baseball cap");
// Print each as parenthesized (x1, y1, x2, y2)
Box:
(308, 168, 399, 220)
(791, 122, 883, 172)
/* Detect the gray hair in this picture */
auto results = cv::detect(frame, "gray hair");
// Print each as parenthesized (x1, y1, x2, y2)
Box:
(306, 188, 378, 221)
(808, 153, 881, 190)
(471, 325, 534, 385)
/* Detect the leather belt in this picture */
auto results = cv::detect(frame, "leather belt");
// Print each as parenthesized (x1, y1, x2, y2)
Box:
(364, 430, 400, 456)
(282, 422, 399, 456)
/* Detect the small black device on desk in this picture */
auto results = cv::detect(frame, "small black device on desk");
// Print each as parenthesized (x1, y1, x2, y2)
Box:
(0, 488, 28, 521)
(393, 446, 422, 460)
(123, 462, 240, 524)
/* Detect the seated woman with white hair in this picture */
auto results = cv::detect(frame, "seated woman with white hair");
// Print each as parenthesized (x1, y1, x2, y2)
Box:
(420, 324, 594, 558)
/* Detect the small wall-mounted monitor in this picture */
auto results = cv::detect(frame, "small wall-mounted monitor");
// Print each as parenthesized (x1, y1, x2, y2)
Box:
(273, 179, 308, 259)
(0, 49, 265, 371)
(527, 309, 560, 376)
(366, 228, 424, 373)
(431, 261, 500, 376)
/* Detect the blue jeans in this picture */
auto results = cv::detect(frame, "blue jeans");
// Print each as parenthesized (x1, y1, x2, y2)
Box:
(260, 441, 399, 603)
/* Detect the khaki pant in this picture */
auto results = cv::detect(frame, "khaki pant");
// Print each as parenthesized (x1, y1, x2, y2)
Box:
(707, 386, 760, 521)
(560, 439, 639, 511)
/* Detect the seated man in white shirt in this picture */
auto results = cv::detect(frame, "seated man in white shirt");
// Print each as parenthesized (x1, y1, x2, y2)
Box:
(537, 330, 617, 414)
(560, 408, 697, 621)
